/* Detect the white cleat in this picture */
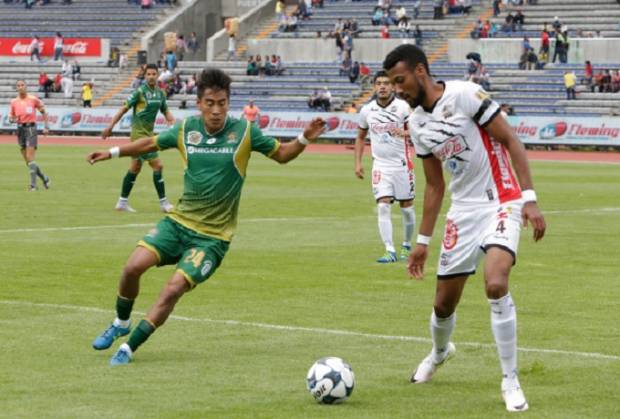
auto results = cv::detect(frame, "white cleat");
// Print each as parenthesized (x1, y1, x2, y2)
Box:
(502, 376, 529, 412)
(410, 342, 456, 383)
(115, 200, 137, 213)
(159, 199, 174, 213)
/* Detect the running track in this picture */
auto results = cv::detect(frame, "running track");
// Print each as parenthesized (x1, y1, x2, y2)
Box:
(1, 134, 619, 163)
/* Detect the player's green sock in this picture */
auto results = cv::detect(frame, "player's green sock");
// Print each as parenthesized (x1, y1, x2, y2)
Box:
(116, 295, 134, 321)
(127, 319, 156, 352)
(152, 170, 166, 199)
(121, 171, 138, 199)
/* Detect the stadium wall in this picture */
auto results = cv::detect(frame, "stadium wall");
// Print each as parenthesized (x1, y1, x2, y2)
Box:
(1, 106, 619, 146)
(449, 38, 620, 64)
(246, 38, 417, 62)
(142, 0, 222, 62)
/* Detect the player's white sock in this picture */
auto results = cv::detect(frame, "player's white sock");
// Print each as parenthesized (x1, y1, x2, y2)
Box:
(489, 292, 518, 378)
(431, 311, 456, 363)
(377, 203, 395, 252)
(400, 206, 416, 246)
(113, 317, 131, 329)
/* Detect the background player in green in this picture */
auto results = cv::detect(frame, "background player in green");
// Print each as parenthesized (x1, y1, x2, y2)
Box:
(87, 68, 327, 365)
(101, 63, 176, 213)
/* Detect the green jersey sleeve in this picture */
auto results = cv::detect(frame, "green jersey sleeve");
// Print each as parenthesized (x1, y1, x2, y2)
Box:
(124, 89, 140, 109)
(155, 121, 182, 150)
(249, 122, 280, 157)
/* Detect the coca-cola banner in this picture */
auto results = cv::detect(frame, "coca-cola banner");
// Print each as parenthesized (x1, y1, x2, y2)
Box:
(0, 38, 108, 62)
(1, 105, 619, 146)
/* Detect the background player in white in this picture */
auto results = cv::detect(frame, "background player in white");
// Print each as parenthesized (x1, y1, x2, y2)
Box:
(384, 44, 546, 412)
(355, 71, 416, 263)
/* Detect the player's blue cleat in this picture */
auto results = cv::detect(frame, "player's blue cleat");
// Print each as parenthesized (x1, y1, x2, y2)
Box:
(92, 323, 131, 350)
(400, 244, 412, 260)
(377, 251, 398, 263)
(110, 343, 133, 366)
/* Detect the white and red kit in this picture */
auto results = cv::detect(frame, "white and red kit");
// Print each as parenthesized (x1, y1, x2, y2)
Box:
(409, 80, 524, 277)
(359, 96, 415, 201)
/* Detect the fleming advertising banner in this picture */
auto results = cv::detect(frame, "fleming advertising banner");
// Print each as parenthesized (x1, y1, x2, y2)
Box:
(0, 37, 102, 57)
(0, 105, 619, 145)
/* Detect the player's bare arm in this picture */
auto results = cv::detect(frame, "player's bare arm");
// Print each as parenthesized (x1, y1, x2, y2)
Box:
(87, 137, 158, 164)
(270, 117, 326, 163)
(164, 110, 175, 126)
(37, 104, 49, 135)
(484, 115, 546, 242)
(407, 156, 444, 280)
(102, 105, 129, 139)
(354, 127, 368, 179)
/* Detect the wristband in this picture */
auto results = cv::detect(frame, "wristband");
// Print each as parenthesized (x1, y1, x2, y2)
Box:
(297, 133, 310, 146)
(521, 189, 537, 203)
(416, 234, 431, 246)
(109, 146, 120, 158)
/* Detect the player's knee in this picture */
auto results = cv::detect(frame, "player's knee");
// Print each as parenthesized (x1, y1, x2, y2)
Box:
(122, 261, 146, 280)
(161, 281, 186, 305)
(485, 279, 508, 299)
(433, 302, 456, 318)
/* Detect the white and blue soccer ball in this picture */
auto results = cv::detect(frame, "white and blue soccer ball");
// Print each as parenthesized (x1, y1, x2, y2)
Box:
(306, 357, 355, 404)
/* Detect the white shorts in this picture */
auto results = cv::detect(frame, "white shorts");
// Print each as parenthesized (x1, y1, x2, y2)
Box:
(437, 200, 523, 279)
(371, 165, 415, 202)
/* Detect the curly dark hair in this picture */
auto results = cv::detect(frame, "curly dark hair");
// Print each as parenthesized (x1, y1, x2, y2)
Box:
(383, 44, 430, 75)
(197, 68, 232, 99)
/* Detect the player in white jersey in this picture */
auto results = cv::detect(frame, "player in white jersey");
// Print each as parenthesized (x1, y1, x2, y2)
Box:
(384, 44, 546, 412)
(355, 71, 416, 263)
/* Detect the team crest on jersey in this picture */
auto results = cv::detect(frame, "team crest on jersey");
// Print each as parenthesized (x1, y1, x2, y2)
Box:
(187, 131, 203, 145)
(226, 132, 237, 143)
(443, 219, 458, 250)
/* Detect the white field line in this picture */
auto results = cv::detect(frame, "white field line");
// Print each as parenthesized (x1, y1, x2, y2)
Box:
(0, 300, 618, 362)
(0, 208, 619, 235)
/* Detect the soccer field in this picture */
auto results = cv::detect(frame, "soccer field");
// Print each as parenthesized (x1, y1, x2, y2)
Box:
(0, 144, 618, 418)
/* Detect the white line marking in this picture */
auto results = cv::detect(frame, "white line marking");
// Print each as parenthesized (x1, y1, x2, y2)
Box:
(1, 300, 617, 362)
(1, 208, 619, 235)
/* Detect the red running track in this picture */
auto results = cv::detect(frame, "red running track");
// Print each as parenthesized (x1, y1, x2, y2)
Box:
(0, 135, 619, 163)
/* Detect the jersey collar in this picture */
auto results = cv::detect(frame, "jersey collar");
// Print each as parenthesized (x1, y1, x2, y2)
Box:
(376, 95, 395, 109)
(421, 81, 446, 113)
(204, 115, 229, 136)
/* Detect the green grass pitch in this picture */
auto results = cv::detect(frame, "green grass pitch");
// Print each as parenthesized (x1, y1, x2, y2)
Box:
(0, 144, 618, 418)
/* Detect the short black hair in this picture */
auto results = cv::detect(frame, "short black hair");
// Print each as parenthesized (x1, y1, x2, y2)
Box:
(197, 68, 232, 99)
(373, 70, 389, 83)
(383, 44, 430, 74)
(145, 63, 158, 72)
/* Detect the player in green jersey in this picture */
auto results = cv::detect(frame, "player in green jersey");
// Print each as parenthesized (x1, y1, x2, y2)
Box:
(87, 68, 327, 365)
(101, 63, 176, 213)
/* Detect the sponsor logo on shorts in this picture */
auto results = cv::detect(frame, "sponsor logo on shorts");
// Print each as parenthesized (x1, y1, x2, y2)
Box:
(440, 253, 450, 267)
(443, 219, 458, 250)
(227, 132, 238, 143)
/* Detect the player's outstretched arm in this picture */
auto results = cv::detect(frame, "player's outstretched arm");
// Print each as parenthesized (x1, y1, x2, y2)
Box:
(164, 110, 175, 126)
(36, 103, 49, 135)
(484, 115, 546, 241)
(271, 117, 326, 163)
(407, 156, 444, 280)
(101, 105, 129, 139)
(87, 137, 158, 164)
(354, 127, 368, 179)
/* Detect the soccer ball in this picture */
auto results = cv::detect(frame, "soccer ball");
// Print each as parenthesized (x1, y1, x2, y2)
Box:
(306, 357, 355, 404)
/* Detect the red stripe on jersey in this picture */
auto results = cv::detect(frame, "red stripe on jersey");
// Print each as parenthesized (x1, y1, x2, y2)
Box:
(478, 126, 522, 203)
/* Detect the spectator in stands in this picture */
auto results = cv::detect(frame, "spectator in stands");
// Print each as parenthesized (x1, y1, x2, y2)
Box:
(53, 73, 62, 93)
(526, 48, 538, 70)
(61, 73, 74, 99)
(185, 74, 197, 94)
(395, 5, 407, 23)
(414, 25, 423, 46)
(187, 32, 198, 58)
(518, 49, 528, 70)
(54, 32, 64, 61)
(141, 0, 152, 9)
(380, 24, 390, 39)
(412, 0, 420, 19)
(25, 0, 35, 9)
(552, 28, 566, 64)
(226, 34, 236, 61)
(256, 55, 265, 77)
(583, 61, 594, 91)
(552, 16, 562, 32)
(335, 32, 344, 62)
(274, 55, 285, 75)
(349, 18, 360, 38)
(294, 1, 311, 20)
(349, 61, 360, 83)
(372, 8, 383, 26)
(471, 19, 483, 39)
(612, 70, 620, 93)
(82, 82, 93, 107)
(469, 61, 491, 91)
(514, 10, 525, 32)
(264, 56, 274, 76)
(131, 65, 146, 88)
(399, 17, 412, 38)
(108, 47, 120, 67)
(601, 69, 612, 92)
(312, 0, 323, 8)
(502, 13, 515, 32)
(246, 56, 257, 76)
(176, 35, 187, 61)
(72, 60, 81, 80)
(564, 71, 577, 100)
(561, 29, 570, 63)
(433, 0, 444, 20)
(163, 50, 176, 72)
(593, 70, 605, 92)
(38, 72, 53, 98)
(359, 62, 371, 87)
(340, 53, 352, 76)
(539, 27, 550, 63)
(242, 100, 260, 123)
(158, 67, 174, 83)
(343, 30, 353, 57)
(493, 0, 501, 17)
(119, 53, 128, 70)
(29, 35, 42, 63)
(522, 36, 530, 53)
(318, 86, 332, 111)
(276, 0, 284, 21)
(308, 89, 320, 109)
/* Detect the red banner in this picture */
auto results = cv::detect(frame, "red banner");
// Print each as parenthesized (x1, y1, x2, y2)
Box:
(0, 37, 102, 57)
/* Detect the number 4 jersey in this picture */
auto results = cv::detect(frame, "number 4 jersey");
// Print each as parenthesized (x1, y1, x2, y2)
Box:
(408, 80, 522, 206)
